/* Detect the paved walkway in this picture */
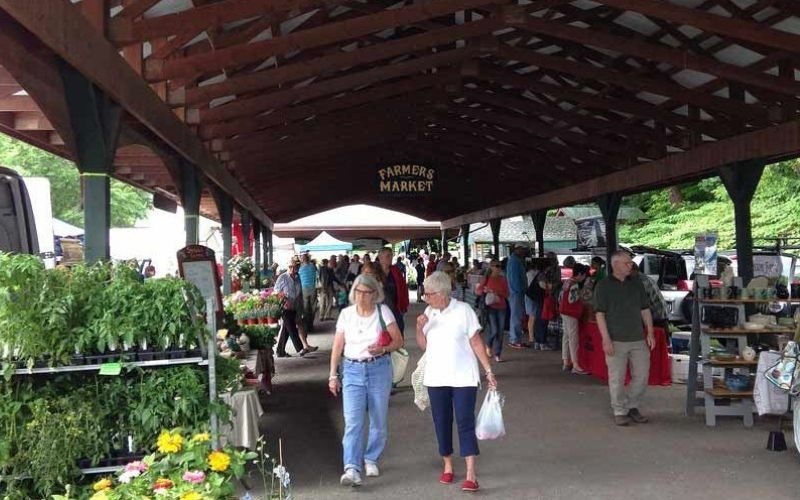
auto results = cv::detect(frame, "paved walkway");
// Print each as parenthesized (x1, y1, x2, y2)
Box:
(256, 301, 799, 500)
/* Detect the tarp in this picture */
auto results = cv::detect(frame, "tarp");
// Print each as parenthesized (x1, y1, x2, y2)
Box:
(52, 218, 83, 236)
(297, 231, 353, 252)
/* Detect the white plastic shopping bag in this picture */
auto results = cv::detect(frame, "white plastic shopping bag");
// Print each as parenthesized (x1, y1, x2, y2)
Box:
(475, 389, 506, 440)
(391, 348, 409, 384)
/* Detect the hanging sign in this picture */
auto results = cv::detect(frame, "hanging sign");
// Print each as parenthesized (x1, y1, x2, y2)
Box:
(694, 233, 718, 276)
(377, 164, 435, 196)
(177, 245, 223, 317)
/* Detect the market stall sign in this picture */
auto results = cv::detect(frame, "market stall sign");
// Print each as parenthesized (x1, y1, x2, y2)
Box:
(378, 164, 435, 196)
(177, 245, 223, 317)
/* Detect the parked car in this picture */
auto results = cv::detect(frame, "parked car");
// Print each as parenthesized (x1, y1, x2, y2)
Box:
(0, 166, 39, 255)
(629, 246, 692, 324)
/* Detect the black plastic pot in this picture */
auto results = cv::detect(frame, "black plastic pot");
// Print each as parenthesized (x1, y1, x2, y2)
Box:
(186, 348, 203, 358)
(169, 349, 187, 360)
(71, 354, 85, 366)
(137, 351, 155, 362)
(153, 351, 169, 360)
(85, 355, 103, 365)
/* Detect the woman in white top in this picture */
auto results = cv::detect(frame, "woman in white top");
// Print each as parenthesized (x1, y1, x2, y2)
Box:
(329, 274, 403, 487)
(416, 271, 497, 493)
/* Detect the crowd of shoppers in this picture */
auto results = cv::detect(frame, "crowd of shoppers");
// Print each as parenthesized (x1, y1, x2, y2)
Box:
(270, 242, 660, 491)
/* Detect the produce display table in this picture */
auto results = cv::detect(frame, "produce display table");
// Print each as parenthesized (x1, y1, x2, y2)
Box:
(578, 322, 671, 386)
(220, 387, 264, 450)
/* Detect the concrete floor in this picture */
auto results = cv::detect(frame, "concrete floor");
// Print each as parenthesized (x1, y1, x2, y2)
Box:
(254, 301, 799, 500)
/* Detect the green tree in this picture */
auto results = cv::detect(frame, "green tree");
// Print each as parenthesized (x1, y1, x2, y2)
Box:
(0, 134, 151, 227)
(619, 160, 800, 250)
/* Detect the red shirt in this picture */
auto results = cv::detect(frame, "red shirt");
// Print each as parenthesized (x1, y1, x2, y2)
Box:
(477, 275, 510, 309)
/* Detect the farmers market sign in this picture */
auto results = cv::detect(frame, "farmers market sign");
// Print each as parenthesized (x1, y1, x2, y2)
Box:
(378, 164, 435, 196)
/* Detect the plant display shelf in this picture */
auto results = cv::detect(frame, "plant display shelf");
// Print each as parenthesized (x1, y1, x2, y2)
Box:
(698, 299, 800, 304)
(10, 356, 205, 376)
(705, 387, 754, 398)
(703, 358, 758, 367)
(702, 328, 794, 335)
(80, 465, 124, 475)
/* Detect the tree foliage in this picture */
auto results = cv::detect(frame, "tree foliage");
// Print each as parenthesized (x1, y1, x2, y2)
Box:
(619, 160, 800, 250)
(0, 134, 151, 227)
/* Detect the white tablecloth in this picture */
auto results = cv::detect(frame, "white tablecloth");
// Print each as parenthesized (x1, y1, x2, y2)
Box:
(220, 387, 264, 449)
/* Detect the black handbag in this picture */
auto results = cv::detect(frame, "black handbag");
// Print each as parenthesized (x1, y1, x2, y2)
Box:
(700, 306, 739, 328)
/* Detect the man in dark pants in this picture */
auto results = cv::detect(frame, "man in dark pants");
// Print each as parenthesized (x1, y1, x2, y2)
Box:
(275, 262, 305, 357)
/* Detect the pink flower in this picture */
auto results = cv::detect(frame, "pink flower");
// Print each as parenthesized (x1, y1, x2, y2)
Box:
(182, 470, 206, 484)
(125, 461, 148, 473)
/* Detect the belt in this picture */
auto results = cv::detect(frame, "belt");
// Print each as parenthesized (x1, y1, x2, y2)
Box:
(345, 353, 389, 364)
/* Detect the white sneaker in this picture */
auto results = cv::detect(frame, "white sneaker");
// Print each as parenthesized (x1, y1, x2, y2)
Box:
(365, 463, 380, 477)
(340, 468, 362, 487)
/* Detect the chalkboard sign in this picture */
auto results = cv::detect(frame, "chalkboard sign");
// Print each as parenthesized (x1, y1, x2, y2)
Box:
(177, 245, 223, 316)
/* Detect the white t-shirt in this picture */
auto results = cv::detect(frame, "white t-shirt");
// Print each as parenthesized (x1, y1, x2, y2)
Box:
(336, 304, 396, 360)
(422, 299, 482, 387)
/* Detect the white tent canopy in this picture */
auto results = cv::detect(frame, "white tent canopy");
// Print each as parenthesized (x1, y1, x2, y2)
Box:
(296, 231, 353, 253)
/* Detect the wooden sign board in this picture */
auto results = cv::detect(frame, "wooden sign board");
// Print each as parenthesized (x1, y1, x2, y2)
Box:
(377, 164, 435, 196)
(177, 245, 223, 317)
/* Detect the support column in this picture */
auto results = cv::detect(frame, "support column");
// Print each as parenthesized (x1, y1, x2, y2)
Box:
(240, 212, 251, 291)
(530, 209, 547, 257)
(718, 160, 766, 282)
(461, 223, 470, 265)
(440, 228, 447, 255)
(490, 218, 501, 259)
(265, 228, 273, 267)
(179, 161, 203, 246)
(597, 193, 623, 265)
(212, 189, 234, 295)
(253, 221, 262, 289)
(58, 60, 122, 263)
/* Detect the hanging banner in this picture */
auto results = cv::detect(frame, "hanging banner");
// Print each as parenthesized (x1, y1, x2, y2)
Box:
(377, 164, 435, 196)
(694, 233, 718, 276)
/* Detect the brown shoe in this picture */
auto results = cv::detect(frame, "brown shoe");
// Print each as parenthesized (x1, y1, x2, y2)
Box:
(614, 415, 631, 426)
(628, 408, 649, 423)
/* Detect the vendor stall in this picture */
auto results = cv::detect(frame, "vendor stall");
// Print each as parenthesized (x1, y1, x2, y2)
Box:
(578, 321, 672, 386)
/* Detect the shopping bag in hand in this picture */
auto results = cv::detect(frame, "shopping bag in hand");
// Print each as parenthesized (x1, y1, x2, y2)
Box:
(475, 389, 506, 440)
(411, 354, 428, 411)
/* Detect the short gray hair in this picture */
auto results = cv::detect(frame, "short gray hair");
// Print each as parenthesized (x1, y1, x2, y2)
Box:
(348, 274, 385, 305)
(423, 271, 452, 295)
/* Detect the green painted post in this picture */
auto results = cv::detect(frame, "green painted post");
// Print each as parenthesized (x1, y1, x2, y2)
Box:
(58, 60, 122, 263)
(240, 212, 251, 292)
(252, 221, 262, 288)
(489, 218, 501, 259)
(212, 189, 234, 295)
(597, 193, 622, 265)
(530, 209, 547, 257)
(179, 161, 203, 246)
(718, 160, 766, 283)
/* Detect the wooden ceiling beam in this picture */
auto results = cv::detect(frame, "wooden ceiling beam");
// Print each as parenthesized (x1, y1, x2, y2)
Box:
(116, 0, 163, 20)
(215, 95, 434, 153)
(199, 72, 452, 139)
(475, 63, 734, 139)
(13, 111, 54, 131)
(496, 45, 771, 125)
(0, 95, 40, 112)
(226, 115, 417, 166)
(461, 84, 667, 146)
(594, 0, 800, 56)
(144, 0, 510, 80)
(517, 16, 800, 98)
(171, 16, 504, 105)
(0, 66, 16, 85)
(0, 0, 273, 228)
(190, 47, 477, 124)
(442, 119, 800, 228)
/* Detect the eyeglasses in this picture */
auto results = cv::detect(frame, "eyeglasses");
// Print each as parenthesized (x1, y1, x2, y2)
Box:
(354, 288, 375, 295)
(423, 291, 441, 298)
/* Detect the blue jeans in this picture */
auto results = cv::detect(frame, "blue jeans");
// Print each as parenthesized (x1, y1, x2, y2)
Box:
(485, 308, 506, 356)
(341, 355, 393, 473)
(427, 386, 479, 457)
(529, 301, 548, 344)
(508, 291, 525, 344)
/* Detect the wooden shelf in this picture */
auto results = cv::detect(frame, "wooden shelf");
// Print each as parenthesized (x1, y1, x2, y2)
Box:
(699, 298, 800, 304)
(705, 387, 753, 398)
(702, 328, 793, 335)
(703, 358, 758, 367)
(11, 356, 205, 376)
